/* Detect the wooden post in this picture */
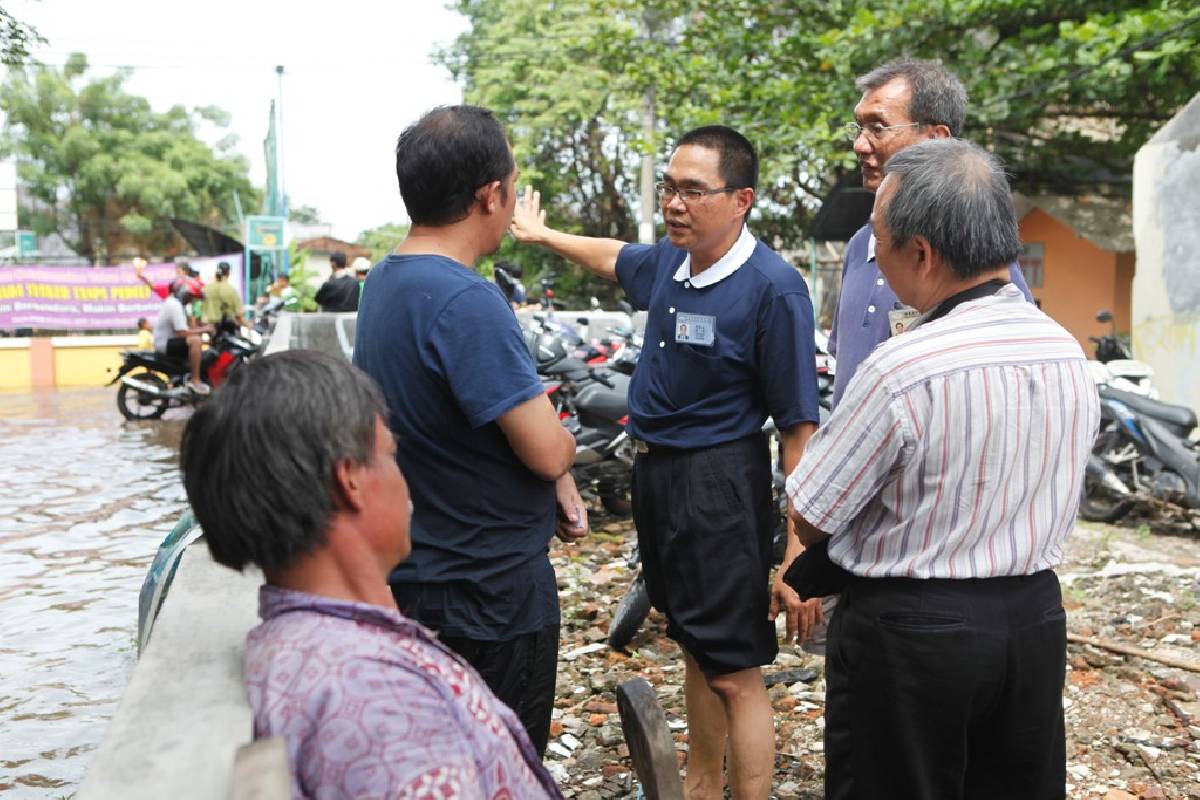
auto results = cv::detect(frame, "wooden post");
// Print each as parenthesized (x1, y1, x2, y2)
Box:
(616, 678, 685, 800)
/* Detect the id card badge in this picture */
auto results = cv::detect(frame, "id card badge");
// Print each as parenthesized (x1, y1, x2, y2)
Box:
(887, 306, 921, 337)
(675, 312, 716, 346)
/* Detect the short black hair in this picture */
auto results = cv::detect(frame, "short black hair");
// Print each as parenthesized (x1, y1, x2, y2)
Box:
(216, 261, 231, 277)
(395, 105, 515, 227)
(136, 317, 147, 327)
(676, 125, 759, 193)
(179, 350, 388, 573)
(330, 251, 346, 270)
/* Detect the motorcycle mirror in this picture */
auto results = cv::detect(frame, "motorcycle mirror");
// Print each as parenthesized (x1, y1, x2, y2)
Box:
(1095, 310, 1114, 323)
(576, 317, 589, 326)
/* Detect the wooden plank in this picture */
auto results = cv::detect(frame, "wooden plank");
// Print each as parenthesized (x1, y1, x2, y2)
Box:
(616, 677, 685, 800)
(230, 737, 290, 800)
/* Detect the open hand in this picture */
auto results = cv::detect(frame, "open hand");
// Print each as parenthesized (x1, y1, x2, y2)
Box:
(769, 576, 823, 645)
(510, 185, 549, 244)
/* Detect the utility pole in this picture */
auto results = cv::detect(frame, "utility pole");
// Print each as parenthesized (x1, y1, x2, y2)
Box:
(639, 84, 657, 244)
(638, 13, 660, 244)
(275, 65, 286, 212)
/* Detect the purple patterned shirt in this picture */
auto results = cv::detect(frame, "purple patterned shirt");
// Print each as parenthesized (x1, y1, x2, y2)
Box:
(245, 586, 563, 800)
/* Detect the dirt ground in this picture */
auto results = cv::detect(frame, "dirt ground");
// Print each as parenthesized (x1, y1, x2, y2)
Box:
(547, 516, 1200, 799)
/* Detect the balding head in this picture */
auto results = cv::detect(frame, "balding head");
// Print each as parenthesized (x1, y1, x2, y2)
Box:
(877, 138, 1020, 280)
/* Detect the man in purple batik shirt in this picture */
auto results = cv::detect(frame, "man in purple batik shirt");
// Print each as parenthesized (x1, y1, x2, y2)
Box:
(179, 350, 561, 800)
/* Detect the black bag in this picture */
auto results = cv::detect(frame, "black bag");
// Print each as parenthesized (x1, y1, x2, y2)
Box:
(781, 538, 851, 600)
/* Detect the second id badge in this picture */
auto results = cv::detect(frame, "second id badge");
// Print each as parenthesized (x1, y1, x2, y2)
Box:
(674, 312, 716, 346)
(887, 306, 921, 337)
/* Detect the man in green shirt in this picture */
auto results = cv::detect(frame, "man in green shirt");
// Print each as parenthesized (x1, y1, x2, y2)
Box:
(200, 261, 248, 327)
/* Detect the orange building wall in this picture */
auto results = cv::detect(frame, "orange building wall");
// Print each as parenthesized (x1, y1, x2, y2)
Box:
(1018, 209, 1131, 353)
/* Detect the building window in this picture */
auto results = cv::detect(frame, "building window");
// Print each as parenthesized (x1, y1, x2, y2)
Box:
(1019, 242, 1044, 288)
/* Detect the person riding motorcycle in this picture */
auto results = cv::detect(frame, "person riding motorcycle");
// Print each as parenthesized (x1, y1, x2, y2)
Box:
(153, 278, 212, 395)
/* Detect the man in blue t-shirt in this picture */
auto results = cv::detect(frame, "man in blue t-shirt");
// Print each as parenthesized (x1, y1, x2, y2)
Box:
(353, 105, 584, 758)
(831, 58, 1033, 406)
(512, 125, 820, 800)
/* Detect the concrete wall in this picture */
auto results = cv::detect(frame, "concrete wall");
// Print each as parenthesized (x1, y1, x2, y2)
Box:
(0, 334, 138, 389)
(1132, 92, 1200, 413)
(1018, 209, 1131, 350)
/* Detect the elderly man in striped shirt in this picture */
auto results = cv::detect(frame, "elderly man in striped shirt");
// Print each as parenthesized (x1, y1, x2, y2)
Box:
(786, 138, 1099, 800)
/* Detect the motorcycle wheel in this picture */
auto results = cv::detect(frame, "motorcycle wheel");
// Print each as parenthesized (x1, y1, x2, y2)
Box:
(117, 372, 170, 421)
(600, 489, 633, 517)
(1078, 432, 1134, 523)
(608, 574, 651, 651)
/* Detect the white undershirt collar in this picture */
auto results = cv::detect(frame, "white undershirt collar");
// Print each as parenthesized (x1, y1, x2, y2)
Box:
(867, 233, 876, 262)
(672, 226, 756, 288)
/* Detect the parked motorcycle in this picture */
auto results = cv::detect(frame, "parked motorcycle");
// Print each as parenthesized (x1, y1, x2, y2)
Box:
(1080, 384, 1200, 528)
(524, 314, 635, 516)
(109, 318, 260, 420)
(1087, 309, 1157, 398)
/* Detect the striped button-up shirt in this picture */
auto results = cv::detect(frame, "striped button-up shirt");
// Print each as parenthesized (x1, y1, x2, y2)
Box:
(787, 284, 1100, 579)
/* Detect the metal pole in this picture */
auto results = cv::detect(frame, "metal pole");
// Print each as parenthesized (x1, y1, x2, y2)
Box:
(639, 84, 657, 244)
(274, 66, 285, 208)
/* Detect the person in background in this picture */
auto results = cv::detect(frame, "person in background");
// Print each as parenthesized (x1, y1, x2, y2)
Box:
(179, 350, 562, 800)
(132, 256, 187, 300)
(353, 105, 585, 757)
(152, 279, 211, 395)
(315, 251, 359, 312)
(787, 138, 1099, 800)
(199, 261, 247, 328)
(353, 256, 371, 304)
(136, 317, 153, 351)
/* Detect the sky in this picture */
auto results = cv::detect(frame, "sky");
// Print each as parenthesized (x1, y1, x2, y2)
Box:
(7, 0, 469, 241)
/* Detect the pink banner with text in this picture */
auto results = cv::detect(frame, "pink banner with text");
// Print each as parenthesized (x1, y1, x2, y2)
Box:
(0, 255, 243, 330)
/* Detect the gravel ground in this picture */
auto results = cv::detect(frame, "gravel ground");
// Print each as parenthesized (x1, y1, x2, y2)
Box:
(547, 516, 1200, 799)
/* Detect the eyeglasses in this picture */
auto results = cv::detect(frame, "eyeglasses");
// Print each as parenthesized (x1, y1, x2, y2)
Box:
(655, 181, 738, 204)
(843, 121, 925, 143)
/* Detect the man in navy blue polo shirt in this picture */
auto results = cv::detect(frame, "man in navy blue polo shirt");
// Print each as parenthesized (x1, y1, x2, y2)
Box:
(512, 126, 820, 800)
(832, 58, 1033, 406)
(353, 105, 585, 757)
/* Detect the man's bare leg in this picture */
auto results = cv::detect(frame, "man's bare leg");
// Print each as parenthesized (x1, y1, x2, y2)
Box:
(683, 651, 727, 800)
(704, 661, 774, 800)
(187, 337, 208, 392)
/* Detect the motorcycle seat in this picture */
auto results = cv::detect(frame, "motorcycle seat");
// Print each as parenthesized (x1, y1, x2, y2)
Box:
(1101, 385, 1197, 433)
(540, 356, 590, 378)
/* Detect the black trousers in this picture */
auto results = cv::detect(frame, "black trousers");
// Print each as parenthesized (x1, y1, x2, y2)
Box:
(438, 623, 560, 758)
(825, 571, 1066, 800)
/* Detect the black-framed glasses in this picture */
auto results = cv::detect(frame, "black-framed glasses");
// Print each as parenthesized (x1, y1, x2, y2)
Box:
(655, 181, 739, 204)
(843, 121, 925, 143)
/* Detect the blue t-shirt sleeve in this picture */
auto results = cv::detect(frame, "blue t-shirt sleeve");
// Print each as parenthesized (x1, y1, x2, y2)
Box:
(429, 284, 544, 429)
(1007, 260, 1034, 303)
(615, 239, 674, 310)
(758, 287, 821, 429)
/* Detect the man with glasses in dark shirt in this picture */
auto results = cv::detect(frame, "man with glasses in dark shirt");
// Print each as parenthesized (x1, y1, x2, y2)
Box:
(512, 125, 820, 800)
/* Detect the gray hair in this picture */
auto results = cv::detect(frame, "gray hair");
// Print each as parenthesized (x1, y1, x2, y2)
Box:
(880, 139, 1021, 280)
(856, 58, 968, 137)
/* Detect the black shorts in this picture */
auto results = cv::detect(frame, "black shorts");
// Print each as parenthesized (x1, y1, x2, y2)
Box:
(631, 434, 777, 674)
(164, 336, 189, 361)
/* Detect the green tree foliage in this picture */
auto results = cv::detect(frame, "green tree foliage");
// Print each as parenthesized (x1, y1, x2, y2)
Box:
(444, 0, 1199, 301)
(355, 221, 410, 263)
(0, 53, 257, 264)
(288, 204, 324, 225)
(0, 5, 42, 66)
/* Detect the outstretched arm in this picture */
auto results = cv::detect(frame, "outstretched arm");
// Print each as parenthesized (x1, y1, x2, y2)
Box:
(509, 186, 625, 282)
